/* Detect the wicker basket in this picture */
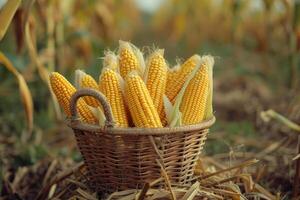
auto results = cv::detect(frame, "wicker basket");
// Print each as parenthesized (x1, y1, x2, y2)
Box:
(67, 89, 215, 193)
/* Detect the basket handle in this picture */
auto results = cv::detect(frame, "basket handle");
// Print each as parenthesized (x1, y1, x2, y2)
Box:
(70, 88, 114, 127)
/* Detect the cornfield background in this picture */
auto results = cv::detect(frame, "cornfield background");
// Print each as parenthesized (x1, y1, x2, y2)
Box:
(0, 0, 300, 199)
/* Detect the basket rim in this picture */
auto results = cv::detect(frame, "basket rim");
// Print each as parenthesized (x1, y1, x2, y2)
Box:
(67, 116, 215, 136)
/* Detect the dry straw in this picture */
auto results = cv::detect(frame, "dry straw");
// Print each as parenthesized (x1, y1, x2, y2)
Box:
(68, 88, 215, 193)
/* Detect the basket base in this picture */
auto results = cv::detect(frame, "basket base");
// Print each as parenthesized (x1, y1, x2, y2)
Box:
(74, 128, 209, 193)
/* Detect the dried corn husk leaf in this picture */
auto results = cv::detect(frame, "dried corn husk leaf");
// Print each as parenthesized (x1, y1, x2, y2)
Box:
(88, 106, 106, 127)
(74, 69, 86, 89)
(253, 183, 278, 200)
(261, 109, 300, 132)
(130, 42, 146, 77)
(25, 22, 62, 120)
(203, 55, 215, 119)
(13, 0, 36, 51)
(163, 95, 173, 124)
(0, 51, 33, 132)
(181, 181, 199, 200)
(0, 0, 21, 40)
(25, 22, 49, 83)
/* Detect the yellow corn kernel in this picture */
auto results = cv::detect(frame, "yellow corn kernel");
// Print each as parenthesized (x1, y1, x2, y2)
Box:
(166, 55, 201, 103)
(103, 51, 118, 71)
(179, 58, 210, 125)
(118, 41, 140, 78)
(50, 72, 97, 124)
(145, 49, 167, 123)
(80, 73, 101, 107)
(99, 68, 128, 127)
(125, 72, 162, 128)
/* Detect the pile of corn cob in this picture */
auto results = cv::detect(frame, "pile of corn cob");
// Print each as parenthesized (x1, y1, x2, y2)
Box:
(50, 41, 214, 128)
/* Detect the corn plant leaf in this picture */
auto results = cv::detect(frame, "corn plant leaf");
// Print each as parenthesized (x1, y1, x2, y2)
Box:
(0, 51, 33, 132)
(21, 0, 35, 33)
(18, 75, 33, 131)
(25, 22, 62, 120)
(25, 22, 49, 82)
(12, 0, 36, 52)
(0, 0, 21, 40)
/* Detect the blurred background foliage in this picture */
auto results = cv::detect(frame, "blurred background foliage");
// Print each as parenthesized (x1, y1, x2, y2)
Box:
(0, 0, 300, 195)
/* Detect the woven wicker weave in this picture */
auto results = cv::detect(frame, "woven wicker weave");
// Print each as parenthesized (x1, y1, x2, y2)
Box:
(68, 89, 215, 193)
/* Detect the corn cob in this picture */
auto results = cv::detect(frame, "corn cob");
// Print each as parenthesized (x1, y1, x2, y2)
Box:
(165, 55, 201, 103)
(99, 68, 128, 127)
(118, 41, 140, 78)
(77, 71, 101, 108)
(179, 57, 211, 125)
(145, 49, 167, 123)
(125, 72, 162, 128)
(103, 51, 118, 71)
(50, 72, 97, 124)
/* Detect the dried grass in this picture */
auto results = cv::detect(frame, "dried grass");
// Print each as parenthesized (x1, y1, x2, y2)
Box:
(0, 155, 277, 200)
